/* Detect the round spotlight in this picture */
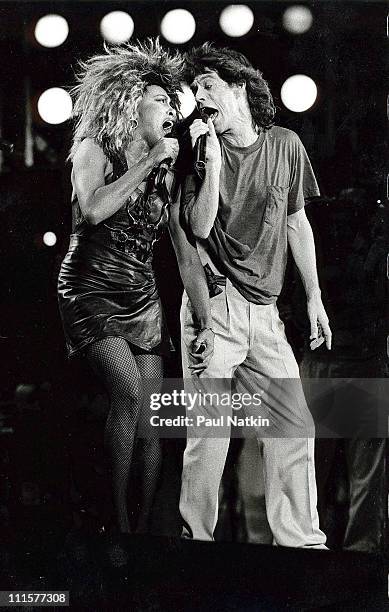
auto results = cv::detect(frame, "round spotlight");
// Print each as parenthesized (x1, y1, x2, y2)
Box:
(178, 84, 196, 118)
(43, 231, 57, 247)
(35, 14, 69, 48)
(160, 9, 196, 44)
(100, 11, 134, 43)
(219, 5, 254, 38)
(283, 6, 313, 35)
(281, 75, 317, 113)
(37, 88, 72, 125)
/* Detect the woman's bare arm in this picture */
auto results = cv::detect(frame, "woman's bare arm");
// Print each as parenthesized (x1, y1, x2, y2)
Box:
(72, 137, 178, 225)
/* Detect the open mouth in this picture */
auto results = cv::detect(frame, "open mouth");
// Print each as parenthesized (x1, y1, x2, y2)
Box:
(162, 119, 174, 134)
(200, 106, 219, 122)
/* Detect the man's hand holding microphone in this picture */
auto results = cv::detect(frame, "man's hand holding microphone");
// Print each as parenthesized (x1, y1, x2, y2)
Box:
(189, 116, 221, 173)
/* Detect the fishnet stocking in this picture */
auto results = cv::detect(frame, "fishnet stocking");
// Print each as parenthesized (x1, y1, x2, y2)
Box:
(86, 337, 163, 533)
(134, 354, 163, 533)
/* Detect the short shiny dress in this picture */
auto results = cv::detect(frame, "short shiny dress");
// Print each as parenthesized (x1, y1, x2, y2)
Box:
(57, 156, 172, 358)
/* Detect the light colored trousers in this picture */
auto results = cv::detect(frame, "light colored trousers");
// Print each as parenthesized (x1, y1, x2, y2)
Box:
(179, 279, 326, 548)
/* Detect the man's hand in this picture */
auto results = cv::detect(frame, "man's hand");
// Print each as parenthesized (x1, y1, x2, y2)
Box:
(189, 118, 221, 167)
(307, 290, 332, 350)
(189, 328, 214, 376)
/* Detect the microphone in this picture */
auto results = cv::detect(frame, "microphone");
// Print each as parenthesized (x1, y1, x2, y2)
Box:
(194, 107, 212, 181)
(155, 126, 177, 190)
(155, 159, 171, 190)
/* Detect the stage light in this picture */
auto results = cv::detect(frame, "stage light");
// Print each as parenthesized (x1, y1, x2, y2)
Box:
(37, 88, 72, 125)
(160, 9, 196, 44)
(100, 11, 134, 43)
(282, 6, 313, 34)
(43, 232, 57, 247)
(178, 84, 196, 118)
(281, 75, 317, 113)
(219, 5, 254, 38)
(34, 14, 69, 48)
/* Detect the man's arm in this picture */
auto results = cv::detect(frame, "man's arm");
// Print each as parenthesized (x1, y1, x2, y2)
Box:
(287, 208, 332, 349)
(182, 119, 221, 239)
(169, 192, 214, 373)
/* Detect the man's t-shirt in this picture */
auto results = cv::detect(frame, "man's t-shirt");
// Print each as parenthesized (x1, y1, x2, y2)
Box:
(182, 125, 320, 305)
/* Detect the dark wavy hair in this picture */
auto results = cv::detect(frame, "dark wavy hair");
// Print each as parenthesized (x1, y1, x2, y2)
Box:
(184, 43, 276, 130)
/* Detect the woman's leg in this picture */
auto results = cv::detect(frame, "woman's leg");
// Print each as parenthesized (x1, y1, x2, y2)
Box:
(87, 337, 141, 533)
(134, 354, 163, 533)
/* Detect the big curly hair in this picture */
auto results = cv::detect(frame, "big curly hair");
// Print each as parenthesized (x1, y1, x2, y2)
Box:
(70, 38, 184, 161)
(184, 43, 276, 130)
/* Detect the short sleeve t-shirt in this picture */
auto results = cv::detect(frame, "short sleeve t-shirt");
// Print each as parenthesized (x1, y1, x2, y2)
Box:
(183, 126, 320, 305)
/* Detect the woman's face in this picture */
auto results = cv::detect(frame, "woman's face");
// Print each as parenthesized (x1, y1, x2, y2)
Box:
(134, 85, 176, 147)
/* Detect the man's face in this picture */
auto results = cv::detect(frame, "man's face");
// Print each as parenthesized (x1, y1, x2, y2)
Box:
(135, 85, 176, 147)
(190, 71, 240, 134)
